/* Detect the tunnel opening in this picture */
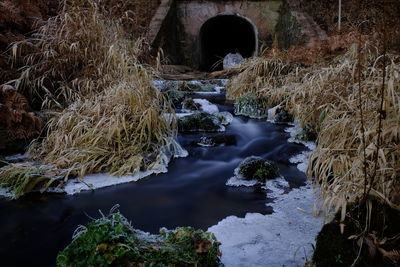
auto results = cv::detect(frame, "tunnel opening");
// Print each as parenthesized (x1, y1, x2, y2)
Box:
(199, 14, 257, 71)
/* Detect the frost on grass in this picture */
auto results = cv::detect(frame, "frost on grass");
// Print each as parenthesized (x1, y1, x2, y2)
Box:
(178, 113, 225, 132)
(1, 139, 188, 197)
(226, 156, 279, 187)
(234, 93, 269, 119)
(57, 207, 221, 267)
(208, 182, 323, 267)
(267, 105, 294, 124)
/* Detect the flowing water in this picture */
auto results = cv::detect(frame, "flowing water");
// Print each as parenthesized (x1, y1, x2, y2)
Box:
(0, 81, 312, 266)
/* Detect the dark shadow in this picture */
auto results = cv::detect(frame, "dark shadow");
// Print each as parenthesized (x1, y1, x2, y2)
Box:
(199, 15, 257, 71)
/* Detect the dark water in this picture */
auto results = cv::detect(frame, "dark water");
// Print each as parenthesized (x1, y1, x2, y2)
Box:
(0, 92, 307, 267)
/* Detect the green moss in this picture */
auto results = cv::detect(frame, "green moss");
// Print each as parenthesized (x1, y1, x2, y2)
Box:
(57, 209, 221, 267)
(234, 93, 269, 119)
(178, 113, 222, 132)
(237, 156, 279, 181)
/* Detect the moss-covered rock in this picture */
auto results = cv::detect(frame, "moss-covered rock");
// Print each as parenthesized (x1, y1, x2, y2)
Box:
(234, 93, 269, 119)
(274, 106, 294, 123)
(182, 98, 201, 111)
(180, 82, 215, 92)
(57, 210, 221, 267)
(178, 113, 223, 132)
(236, 156, 279, 182)
(164, 89, 187, 108)
(297, 123, 317, 141)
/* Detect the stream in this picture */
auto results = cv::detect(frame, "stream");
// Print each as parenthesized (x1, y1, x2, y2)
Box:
(0, 80, 322, 266)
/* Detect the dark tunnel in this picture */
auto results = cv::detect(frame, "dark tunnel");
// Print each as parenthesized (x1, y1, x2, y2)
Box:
(199, 15, 257, 71)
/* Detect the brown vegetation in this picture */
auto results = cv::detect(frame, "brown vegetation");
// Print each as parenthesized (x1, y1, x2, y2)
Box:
(227, 24, 400, 264)
(0, 0, 174, 197)
(0, 85, 43, 151)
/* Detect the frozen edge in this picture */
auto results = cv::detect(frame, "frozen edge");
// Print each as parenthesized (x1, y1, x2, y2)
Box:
(0, 140, 188, 198)
(211, 124, 320, 267)
(59, 140, 188, 195)
(285, 120, 316, 150)
(208, 182, 323, 267)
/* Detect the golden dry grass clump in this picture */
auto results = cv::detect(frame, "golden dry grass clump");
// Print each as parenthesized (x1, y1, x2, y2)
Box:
(227, 54, 298, 108)
(227, 42, 400, 217)
(0, 0, 176, 197)
(13, 0, 148, 109)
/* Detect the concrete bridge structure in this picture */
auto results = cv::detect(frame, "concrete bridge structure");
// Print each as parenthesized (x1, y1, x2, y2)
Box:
(149, 0, 326, 71)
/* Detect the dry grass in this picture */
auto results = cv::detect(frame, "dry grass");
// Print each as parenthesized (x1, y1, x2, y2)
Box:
(0, 0, 176, 197)
(227, 42, 400, 218)
(227, 53, 298, 108)
(12, 0, 147, 109)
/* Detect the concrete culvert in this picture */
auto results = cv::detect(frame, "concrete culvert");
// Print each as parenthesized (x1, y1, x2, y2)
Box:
(199, 14, 257, 71)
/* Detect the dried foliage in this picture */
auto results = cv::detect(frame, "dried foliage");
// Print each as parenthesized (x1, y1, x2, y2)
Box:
(227, 42, 400, 218)
(12, 0, 149, 109)
(0, 85, 43, 149)
(227, 54, 297, 107)
(0, 0, 175, 196)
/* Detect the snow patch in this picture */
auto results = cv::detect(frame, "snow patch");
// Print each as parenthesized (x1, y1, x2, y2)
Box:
(208, 182, 323, 267)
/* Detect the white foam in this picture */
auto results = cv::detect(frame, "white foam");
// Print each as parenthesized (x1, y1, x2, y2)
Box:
(208, 182, 323, 267)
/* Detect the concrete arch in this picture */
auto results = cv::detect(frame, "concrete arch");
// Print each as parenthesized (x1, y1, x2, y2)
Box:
(199, 13, 259, 71)
(175, 1, 282, 69)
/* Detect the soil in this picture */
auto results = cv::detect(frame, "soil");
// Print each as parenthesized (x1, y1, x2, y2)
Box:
(314, 200, 400, 267)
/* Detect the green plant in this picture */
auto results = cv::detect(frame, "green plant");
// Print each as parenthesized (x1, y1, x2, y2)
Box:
(57, 206, 222, 266)
(237, 156, 279, 182)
